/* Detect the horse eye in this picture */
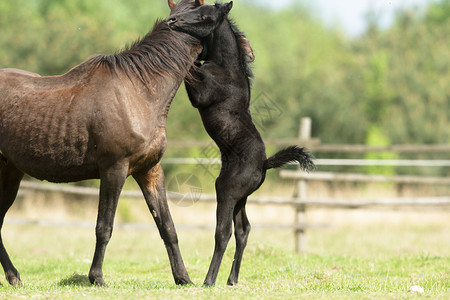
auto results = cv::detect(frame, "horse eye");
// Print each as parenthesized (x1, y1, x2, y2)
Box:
(200, 15, 211, 21)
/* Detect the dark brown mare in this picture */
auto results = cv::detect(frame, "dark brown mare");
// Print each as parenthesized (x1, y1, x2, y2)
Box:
(170, 0, 315, 286)
(0, 2, 232, 286)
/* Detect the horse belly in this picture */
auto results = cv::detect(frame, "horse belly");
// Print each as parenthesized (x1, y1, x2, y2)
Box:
(0, 91, 98, 182)
(22, 161, 99, 183)
(2, 131, 99, 182)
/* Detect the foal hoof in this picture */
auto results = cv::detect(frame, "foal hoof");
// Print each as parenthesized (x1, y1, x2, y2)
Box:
(7, 277, 22, 287)
(227, 279, 238, 286)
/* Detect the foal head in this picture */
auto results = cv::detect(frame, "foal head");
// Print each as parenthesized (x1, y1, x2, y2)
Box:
(167, 1, 233, 39)
(169, 1, 254, 78)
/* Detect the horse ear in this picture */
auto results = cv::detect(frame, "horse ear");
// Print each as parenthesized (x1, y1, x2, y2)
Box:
(239, 36, 255, 62)
(195, 0, 205, 5)
(168, 0, 176, 9)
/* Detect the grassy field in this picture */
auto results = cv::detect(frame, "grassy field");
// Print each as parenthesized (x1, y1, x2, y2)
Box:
(0, 206, 449, 299)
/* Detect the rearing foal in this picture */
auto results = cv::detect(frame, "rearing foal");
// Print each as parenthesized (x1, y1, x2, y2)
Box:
(171, 1, 315, 286)
(0, 4, 231, 286)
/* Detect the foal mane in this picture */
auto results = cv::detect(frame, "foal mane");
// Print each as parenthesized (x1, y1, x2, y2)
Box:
(228, 19, 254, 80)
(88, 20, 201, 83)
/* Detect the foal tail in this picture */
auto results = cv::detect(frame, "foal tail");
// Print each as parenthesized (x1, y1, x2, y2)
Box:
(265, 146, 315, 172)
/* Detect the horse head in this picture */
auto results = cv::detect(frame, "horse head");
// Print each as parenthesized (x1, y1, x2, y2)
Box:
(168, 0, 204, 13)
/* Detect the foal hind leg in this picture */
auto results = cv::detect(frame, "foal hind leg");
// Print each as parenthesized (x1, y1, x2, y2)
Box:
(133, 165, 192, 285)
(227, 198, 250, 286)
(204, 175, 238, 286)
(0, 162, 24, 286)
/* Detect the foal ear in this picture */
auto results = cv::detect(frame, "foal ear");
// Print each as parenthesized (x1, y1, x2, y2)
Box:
(224, 1, 233, 14)
(195, 0, 205, 5)
(168, 0, 176, 9)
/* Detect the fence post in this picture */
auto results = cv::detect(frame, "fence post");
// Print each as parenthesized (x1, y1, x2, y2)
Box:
(294, 117, 311, 253)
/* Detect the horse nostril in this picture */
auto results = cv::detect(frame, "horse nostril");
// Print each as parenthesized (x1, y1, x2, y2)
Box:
(167, 17, 177, 26)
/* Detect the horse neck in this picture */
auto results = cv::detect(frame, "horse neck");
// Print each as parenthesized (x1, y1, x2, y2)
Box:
(90, 21, 202, 89)
(208, 20, 241, 72)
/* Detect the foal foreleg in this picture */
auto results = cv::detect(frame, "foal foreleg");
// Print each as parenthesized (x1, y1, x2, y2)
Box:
(89, 162, 128, 286)
(185, 64, 226, 108)
(133, 165, 192, 285)
(227, 199, 250, 286)
(0, 163, 24, 286)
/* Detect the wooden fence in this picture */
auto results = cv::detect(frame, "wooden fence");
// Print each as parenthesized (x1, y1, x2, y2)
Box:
(9, 118, 450, 252)
(279, 170, 450, 252)
(15, 166, 450, 253)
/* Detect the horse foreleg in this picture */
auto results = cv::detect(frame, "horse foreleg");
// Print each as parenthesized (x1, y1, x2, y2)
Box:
(133, 165, 192, 285)
(0, 162, 24, 286)
(89, 162, 128, 286)
(227, 198, 250, 286)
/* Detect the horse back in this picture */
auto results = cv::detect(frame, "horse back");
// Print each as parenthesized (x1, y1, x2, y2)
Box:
(0, 68, 41, 77)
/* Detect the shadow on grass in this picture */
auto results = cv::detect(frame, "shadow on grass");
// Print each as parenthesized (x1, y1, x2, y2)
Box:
(59, 273, 91, 287)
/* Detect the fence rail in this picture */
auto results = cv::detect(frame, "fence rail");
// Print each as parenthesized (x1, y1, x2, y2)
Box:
(15, 180, 449, 236)
(280, 171, 450, 184)
(167, 140, 450, 153)
(161, 157, 450, 167)
(17, 180, 450, 207)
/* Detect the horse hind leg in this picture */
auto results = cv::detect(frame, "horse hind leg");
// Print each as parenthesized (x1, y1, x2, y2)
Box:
(203, 196, 234, 287)
(133, 165, 192, 285)
(0, 161, 24, 286)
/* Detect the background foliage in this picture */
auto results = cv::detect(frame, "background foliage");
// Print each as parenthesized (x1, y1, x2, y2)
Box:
(1, 0, 449, 146)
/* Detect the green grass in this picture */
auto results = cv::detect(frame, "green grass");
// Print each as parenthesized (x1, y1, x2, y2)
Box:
(0, 213, 449, 299)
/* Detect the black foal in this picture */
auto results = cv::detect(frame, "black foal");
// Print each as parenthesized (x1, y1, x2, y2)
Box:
(181, 3, 315, 286)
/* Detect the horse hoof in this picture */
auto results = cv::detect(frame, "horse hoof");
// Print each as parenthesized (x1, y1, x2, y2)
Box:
(93, 279, 105, 287)
(203, 280, 215, 287)
(89, 276, 105, 287)
(175, 278, 193, 285)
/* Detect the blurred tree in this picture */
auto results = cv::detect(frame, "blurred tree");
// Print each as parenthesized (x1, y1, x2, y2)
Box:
(0, 0, 114, 74)
(357, 0, 450, 144)
(1, 0, 448, 148)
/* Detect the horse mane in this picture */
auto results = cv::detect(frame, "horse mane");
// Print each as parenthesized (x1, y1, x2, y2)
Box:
(227, 18, 254, 80)
(87, 19, 201, 83)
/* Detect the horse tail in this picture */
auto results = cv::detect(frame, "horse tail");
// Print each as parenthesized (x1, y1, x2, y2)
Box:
(265, 146, 315, 172)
